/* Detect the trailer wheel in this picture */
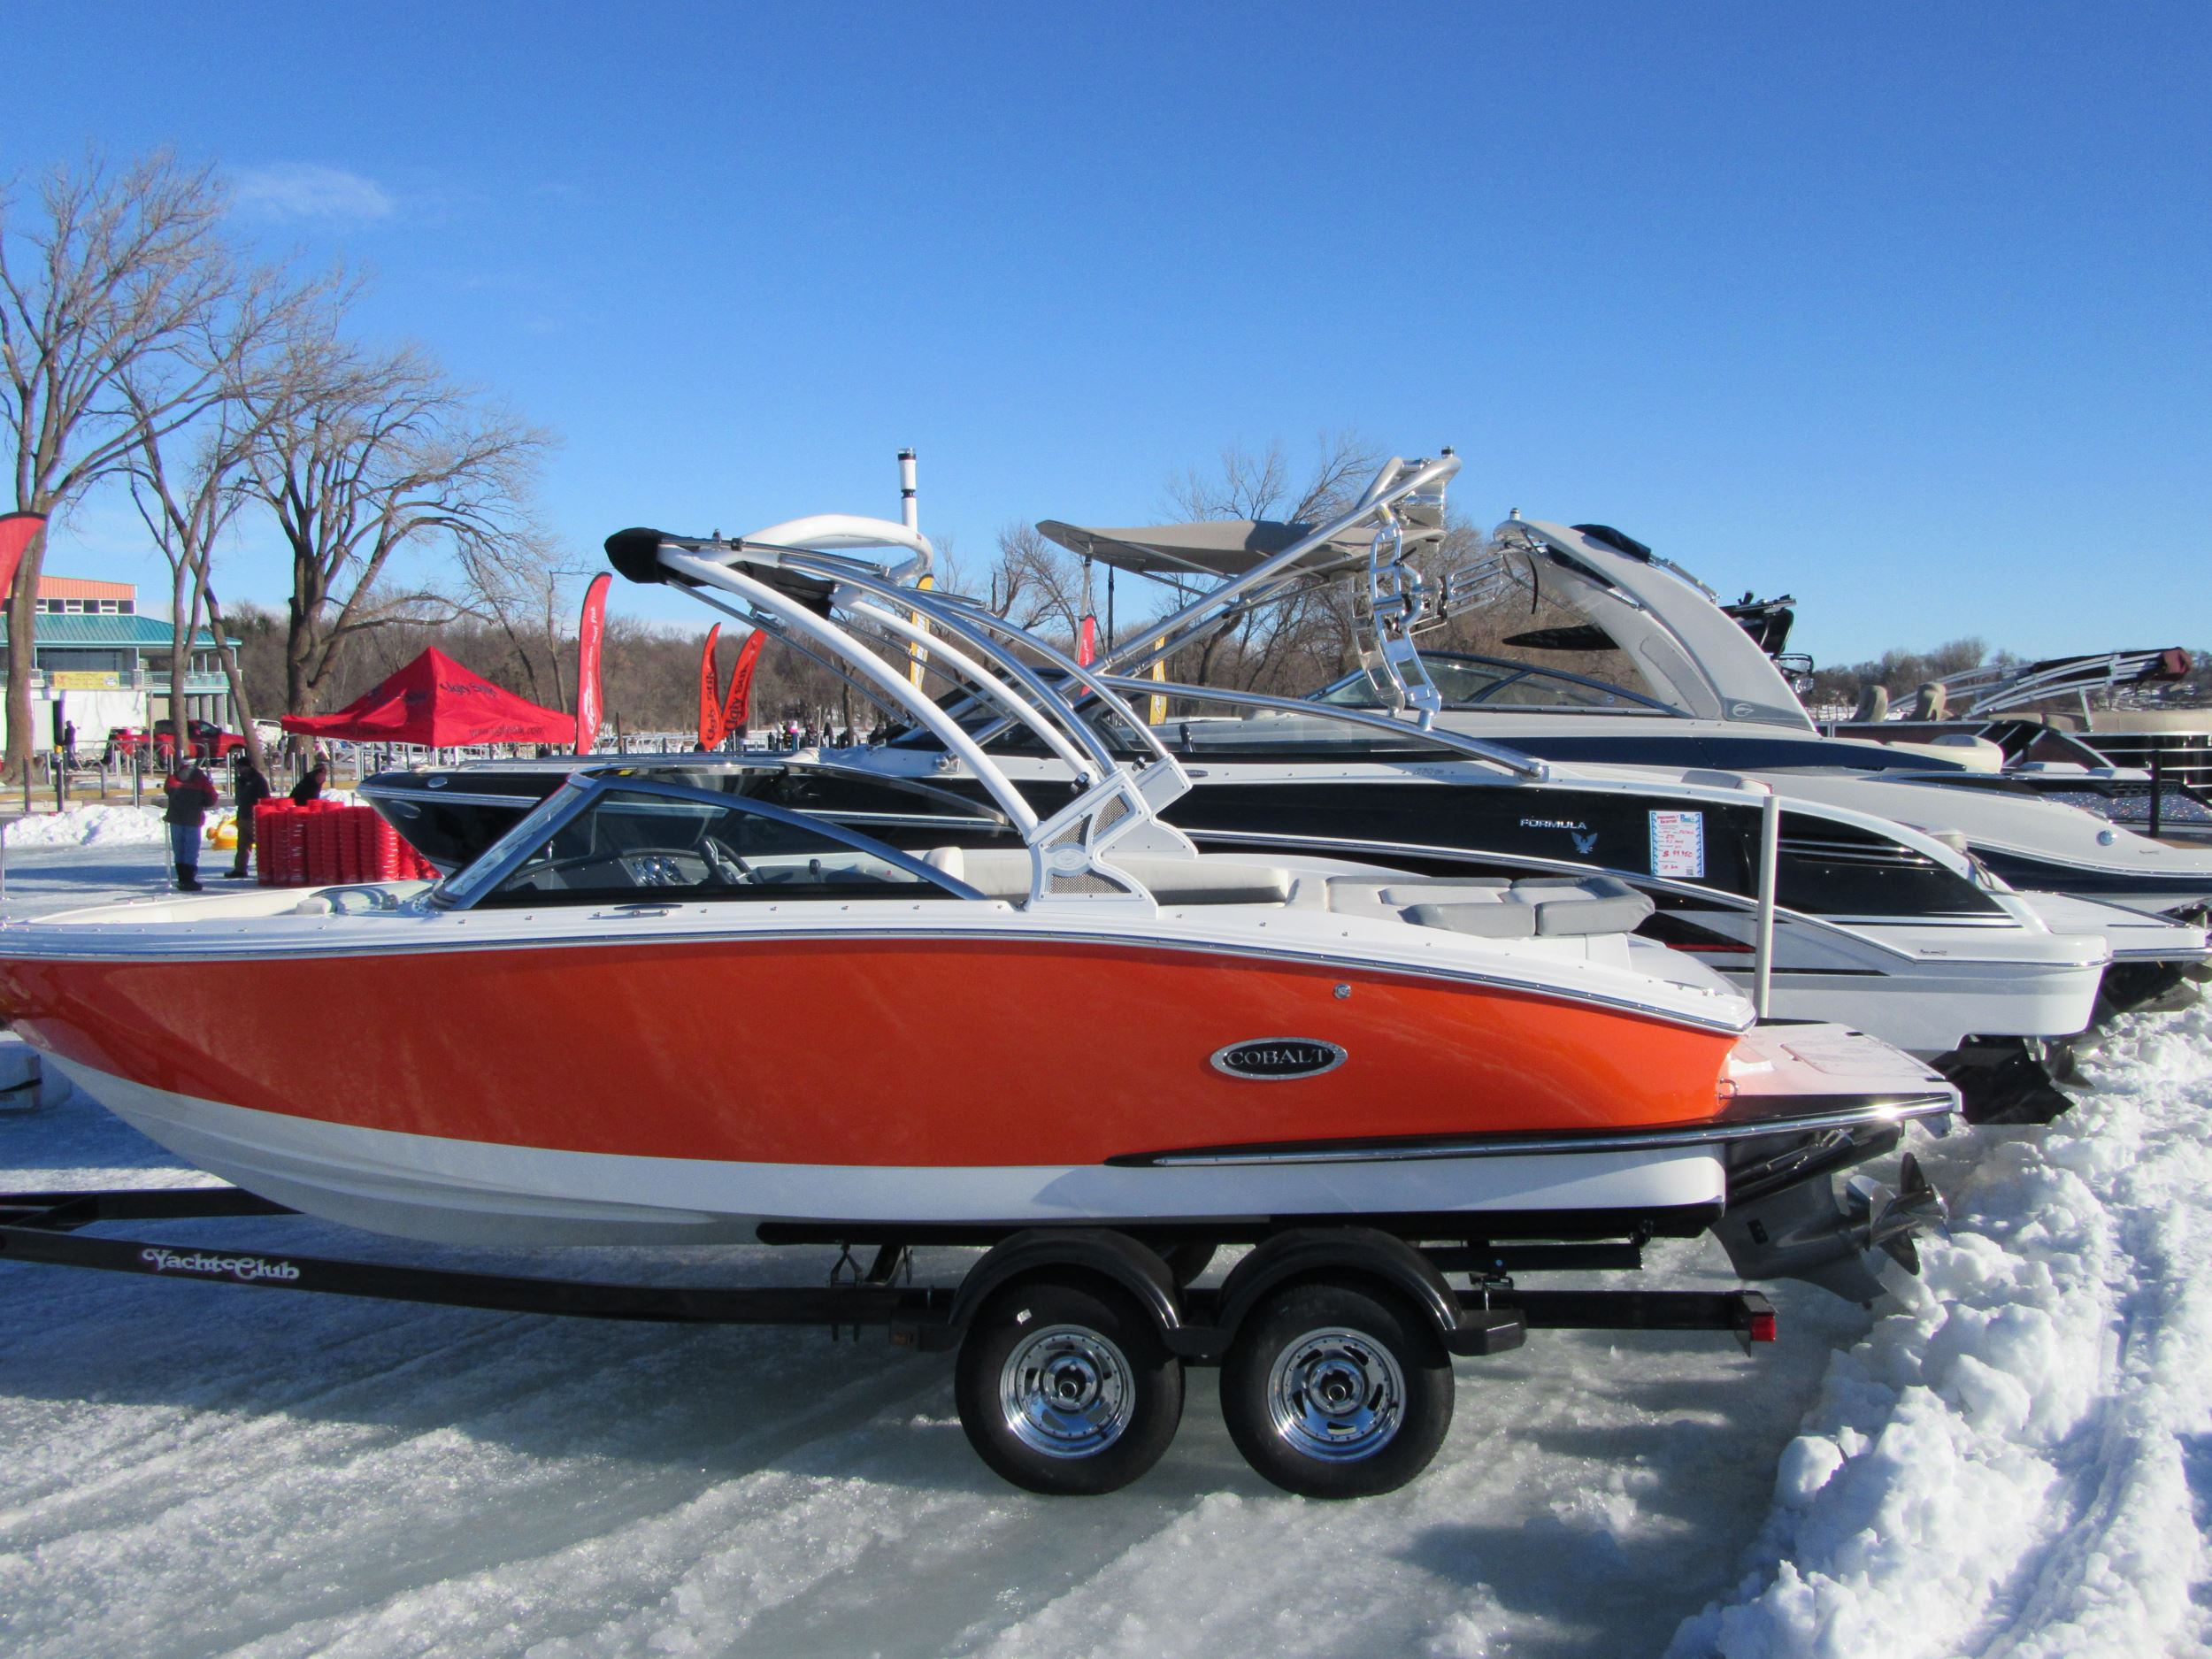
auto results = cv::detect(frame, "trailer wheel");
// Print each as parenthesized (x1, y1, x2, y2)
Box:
(1220, 1279, 1453, 1499)
(955, 1272, 1184, 1495)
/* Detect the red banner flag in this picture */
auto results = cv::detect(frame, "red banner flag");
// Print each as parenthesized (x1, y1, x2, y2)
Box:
(573, 572, 611, 754)
(0, 512, 48, 609)
(697, 623, 725, 749)
(718, 630, 765, 740)
(1077, 614, 1098, 667)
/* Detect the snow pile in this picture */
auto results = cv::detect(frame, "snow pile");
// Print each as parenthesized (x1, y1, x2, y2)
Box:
(4, 804, 178, 849)
(1669, 1002, 2212, 1658)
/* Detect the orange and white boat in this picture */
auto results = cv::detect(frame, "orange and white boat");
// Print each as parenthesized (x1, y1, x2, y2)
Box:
(0, 514, 1956, 1303)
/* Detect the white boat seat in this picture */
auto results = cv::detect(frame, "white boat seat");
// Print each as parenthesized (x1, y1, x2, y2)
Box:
(1327, 872, 1654, 939)
(1374, 879, 1512, 906)
(1401, 900, 1540, 939)
(923, 846, 1293, 904)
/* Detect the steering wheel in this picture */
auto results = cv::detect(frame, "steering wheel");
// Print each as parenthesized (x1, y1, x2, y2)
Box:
(703, 835, 756, 886)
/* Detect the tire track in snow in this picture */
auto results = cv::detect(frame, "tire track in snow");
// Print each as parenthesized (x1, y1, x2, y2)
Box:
(0, 1325, 957, 1659)
(219, 1385, 1037, 1658)
(1975, 1018, 2212, 1657)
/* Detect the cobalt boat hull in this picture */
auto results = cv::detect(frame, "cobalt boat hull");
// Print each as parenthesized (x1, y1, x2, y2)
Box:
(1, 929, 1758, 1247)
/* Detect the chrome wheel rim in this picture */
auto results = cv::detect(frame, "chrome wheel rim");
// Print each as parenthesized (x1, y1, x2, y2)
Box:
(1000, 1325, 1135, 1457)
(1266, 1327, 1405, 1461)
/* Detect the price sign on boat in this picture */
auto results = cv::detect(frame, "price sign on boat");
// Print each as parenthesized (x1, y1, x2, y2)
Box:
(1649, 810, 1706, 879)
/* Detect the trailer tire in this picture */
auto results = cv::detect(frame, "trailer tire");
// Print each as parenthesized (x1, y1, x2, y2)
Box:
(956, 1272, 1183, 1495)
(1220, 1278, 1453, 1499)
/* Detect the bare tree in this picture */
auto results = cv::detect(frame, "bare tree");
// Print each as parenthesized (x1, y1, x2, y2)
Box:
(128, 411, 230, 764)
(974, 522, 1090, 638)
(1165, 431, 1379, 526)
(1156, 431, 1382, 689)
(0, 151, 241, 779)
(125, 272, 338, 772)
(242, 333, 556, 718)
(466, 535, 583, 710)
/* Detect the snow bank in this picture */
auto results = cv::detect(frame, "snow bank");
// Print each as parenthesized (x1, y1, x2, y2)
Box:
(1668, 1002, 2212, 1658)
(4, 804, 180, 849)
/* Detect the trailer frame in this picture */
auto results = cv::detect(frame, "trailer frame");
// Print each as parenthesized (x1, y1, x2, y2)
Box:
(0, 1184, 1776, 1355)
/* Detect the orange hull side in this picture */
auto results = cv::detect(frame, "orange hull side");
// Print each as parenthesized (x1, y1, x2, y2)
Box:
(0, 938, 1737, 1167)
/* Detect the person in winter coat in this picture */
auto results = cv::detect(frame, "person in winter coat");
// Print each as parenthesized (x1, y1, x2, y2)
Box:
(290, 762, 326, 804)
(162, 761, 220, 891)
(227, 753, 272, 879)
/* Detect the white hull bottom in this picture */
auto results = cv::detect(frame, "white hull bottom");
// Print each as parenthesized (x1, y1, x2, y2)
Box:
(55, 1061, 1730, 1249)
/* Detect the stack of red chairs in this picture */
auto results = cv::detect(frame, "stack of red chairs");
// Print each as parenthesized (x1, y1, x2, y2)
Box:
(253, 802, 303, 885)
(254, 802, 441, 886)
(369, 812, 440, 881)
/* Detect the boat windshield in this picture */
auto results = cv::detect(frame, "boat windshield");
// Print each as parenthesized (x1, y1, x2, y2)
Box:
(1310, 653, 1675, 714)
(472, 786, 965, 908)
(432, 775, 598, 908)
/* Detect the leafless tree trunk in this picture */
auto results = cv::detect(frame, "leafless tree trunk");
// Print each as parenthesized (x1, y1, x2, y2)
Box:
(201, 590, 265, 770)
(0, 151, 241, 780)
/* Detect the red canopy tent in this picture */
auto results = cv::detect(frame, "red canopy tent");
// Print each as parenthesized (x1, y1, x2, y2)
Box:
(280, 648, 574, 747)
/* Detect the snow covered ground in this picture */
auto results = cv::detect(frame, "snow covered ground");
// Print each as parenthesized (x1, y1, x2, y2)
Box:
(0, 844, 2207, 1657)
(4, 803, 177, 849)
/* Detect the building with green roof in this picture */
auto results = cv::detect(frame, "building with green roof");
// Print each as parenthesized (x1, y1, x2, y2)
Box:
(0, 576, 231, 752)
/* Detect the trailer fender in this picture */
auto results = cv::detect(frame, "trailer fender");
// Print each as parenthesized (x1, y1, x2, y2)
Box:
(931, 1228, 1183, 1353)
(1209, 1228, 1509, 1359)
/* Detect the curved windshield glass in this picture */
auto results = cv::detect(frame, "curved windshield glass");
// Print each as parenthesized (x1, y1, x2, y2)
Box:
(1311, 654, 1671, 712)
(433, 774, 596, 908)
(461, 787, 962, 909)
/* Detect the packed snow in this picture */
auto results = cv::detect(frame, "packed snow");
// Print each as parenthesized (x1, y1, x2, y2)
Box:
(4, 803, 180, 849)
(0, 844, 2207, 1657)
(1668, 1002, 2212, 1658)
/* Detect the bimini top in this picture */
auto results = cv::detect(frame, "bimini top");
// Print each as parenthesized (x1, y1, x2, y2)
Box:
(1038, 515, 1443, 582)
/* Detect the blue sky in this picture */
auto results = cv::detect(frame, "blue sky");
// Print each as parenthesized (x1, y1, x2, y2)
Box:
(12, 2, 2208, 664)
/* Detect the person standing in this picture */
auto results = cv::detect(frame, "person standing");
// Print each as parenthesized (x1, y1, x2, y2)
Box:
(61, 721, 76, 769)
(290, 761, 326, 804)
(227, 751, 272, 879)
(162, 760, 219, 892)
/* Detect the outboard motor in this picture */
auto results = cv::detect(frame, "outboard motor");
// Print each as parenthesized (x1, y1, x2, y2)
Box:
(1713, 1154, 1948, 1305)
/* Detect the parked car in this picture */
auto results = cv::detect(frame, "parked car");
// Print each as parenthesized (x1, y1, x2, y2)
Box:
(102, 726, 155, 764)
(104, 720, 248, 764)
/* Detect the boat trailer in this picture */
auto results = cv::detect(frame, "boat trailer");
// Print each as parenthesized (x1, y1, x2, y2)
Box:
(0, 1185, 1776, 1500)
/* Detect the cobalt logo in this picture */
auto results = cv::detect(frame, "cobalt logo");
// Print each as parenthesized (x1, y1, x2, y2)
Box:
(1210, 1038, 1348, 1081)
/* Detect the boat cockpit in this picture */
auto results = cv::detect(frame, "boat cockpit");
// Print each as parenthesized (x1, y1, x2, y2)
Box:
(431, 775, 979, 910)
